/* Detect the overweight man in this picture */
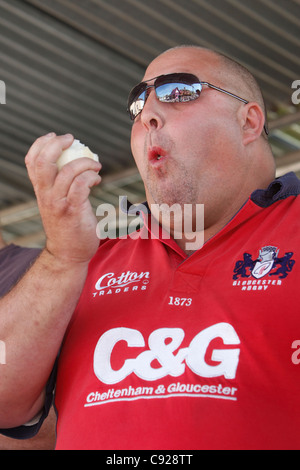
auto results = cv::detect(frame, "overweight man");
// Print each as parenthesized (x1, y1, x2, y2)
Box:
(0, 46, 299, 450)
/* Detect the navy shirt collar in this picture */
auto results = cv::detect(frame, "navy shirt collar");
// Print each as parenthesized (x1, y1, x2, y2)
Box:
(251, 172, 300, 207)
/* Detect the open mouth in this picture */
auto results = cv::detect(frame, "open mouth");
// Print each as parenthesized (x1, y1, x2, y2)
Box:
(148, 146, 167, 162)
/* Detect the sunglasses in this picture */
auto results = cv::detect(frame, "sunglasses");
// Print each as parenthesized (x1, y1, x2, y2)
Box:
(127, 72, 269, 135)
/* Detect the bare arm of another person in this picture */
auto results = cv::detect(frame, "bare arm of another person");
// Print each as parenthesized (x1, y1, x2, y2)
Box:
(0, 133, 101, 429)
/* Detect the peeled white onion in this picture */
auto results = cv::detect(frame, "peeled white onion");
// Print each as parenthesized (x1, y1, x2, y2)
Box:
(57, 139, 98, 170)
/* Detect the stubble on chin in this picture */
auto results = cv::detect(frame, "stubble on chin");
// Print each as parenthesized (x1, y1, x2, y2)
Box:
(145, 165, 198, 208)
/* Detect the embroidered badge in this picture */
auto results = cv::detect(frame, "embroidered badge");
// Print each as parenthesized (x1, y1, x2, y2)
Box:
(232, 246, 295, 291)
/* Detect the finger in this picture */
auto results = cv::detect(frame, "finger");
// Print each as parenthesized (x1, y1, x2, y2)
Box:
(34, 134, 75, 190)
(53, 157, 102, 199)
(25, 132, 57, 172)
(26, 134, 74, 189)
(65, 169, 102, 207)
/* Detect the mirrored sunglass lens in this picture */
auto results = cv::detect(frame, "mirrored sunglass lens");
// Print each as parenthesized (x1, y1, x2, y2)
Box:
(156, 81, 202, 103)
(128, 75, 202, 119)
(129, 89, 146, 119)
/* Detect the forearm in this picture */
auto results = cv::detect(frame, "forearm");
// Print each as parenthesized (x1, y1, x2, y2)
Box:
(0, 133, 101, 428)
(0, 248, 89, 428)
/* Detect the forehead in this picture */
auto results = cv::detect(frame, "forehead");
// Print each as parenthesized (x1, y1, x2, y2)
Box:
(142, 48, 221, 82)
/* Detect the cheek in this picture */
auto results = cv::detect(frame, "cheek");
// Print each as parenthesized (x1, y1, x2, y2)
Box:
(130, 126, 136, 154)
(130, 125, 144, 166)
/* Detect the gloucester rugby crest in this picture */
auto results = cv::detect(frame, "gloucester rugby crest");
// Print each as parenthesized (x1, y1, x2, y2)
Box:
(252, 246, 279, 279)
(232, 245, 295, 291)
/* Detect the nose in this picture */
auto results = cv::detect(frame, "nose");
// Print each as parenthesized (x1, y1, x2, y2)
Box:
(140, 87, 163, 131)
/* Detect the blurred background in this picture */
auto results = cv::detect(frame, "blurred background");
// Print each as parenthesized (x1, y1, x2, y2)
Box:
(0, 0, 299, 247)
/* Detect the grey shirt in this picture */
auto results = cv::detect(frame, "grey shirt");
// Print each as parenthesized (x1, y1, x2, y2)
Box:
(0, 244, 41, 297)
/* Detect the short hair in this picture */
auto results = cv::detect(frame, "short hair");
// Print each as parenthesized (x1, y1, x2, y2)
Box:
(215, 50, 268, 125)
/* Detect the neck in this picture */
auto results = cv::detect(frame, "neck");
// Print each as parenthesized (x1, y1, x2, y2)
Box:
(147, 154, 276, 256)
(172, 221, 227, 255)
(148, 200, 238, 255)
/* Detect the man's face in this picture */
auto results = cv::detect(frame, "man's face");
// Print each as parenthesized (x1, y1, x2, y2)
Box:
(130, 48, 247, 215)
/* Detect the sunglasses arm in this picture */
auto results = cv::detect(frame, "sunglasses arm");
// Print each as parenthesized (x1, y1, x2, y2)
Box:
(202, 82, 248, 104)
(203, 82, 269, 135)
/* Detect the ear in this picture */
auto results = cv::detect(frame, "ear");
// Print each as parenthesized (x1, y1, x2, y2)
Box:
(239, 102, 266, 145)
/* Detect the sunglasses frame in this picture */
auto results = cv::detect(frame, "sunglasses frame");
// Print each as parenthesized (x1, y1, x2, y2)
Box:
(127, 72, 269, 135)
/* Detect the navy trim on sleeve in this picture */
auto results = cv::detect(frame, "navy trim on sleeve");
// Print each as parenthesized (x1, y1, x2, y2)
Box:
(0, 358, 58, 440)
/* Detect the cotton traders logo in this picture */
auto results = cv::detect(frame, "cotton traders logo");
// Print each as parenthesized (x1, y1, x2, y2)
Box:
(232, 245, 295, 291)
(92, 270, 150, 297)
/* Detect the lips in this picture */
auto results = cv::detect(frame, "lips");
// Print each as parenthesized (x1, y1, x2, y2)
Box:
(148, 146, 167, 164)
